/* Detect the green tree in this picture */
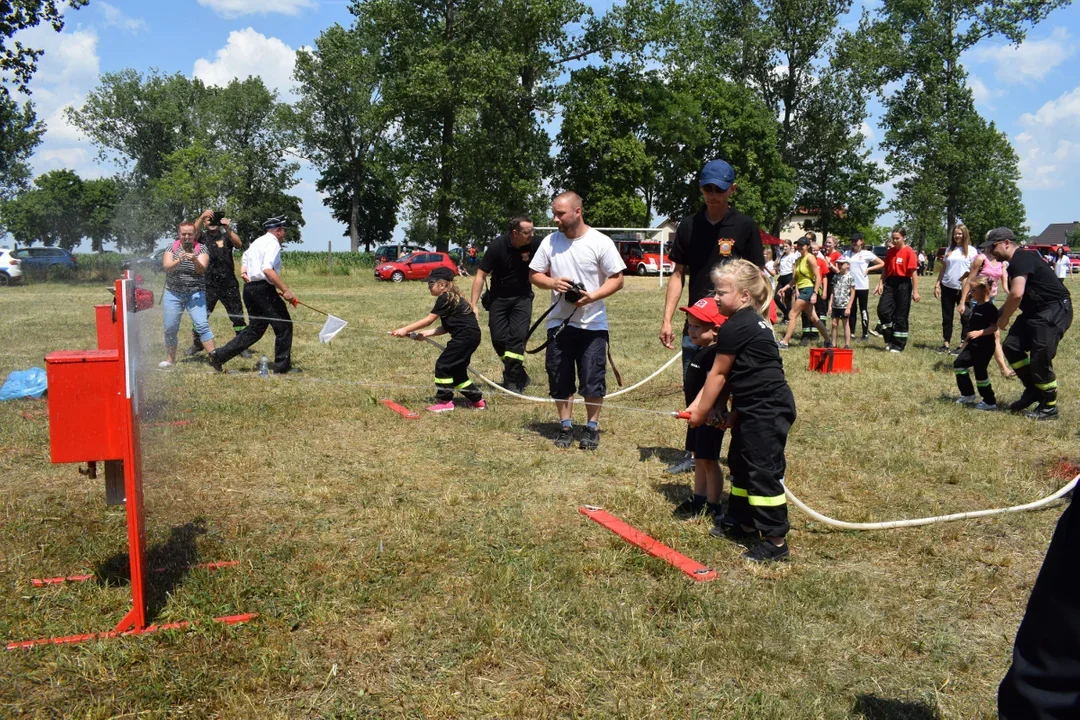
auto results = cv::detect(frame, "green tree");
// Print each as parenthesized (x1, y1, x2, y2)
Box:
(1, 169, 85, 249)
(293, 24, 399, 251)
(0, 97, 41, 202)
(81, 176, 121, 252)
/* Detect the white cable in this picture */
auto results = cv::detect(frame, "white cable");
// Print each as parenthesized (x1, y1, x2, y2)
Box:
(785, 474, 1078, 530)
(419, 335, 680, 403)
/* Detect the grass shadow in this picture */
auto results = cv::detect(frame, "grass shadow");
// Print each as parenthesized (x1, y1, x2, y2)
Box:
(94, 518, 208, 620)
(525, 420, 565, 442)
(852, 695, 939, 719)
(637, 446, 687, 464)
(651, 481, 692, 507)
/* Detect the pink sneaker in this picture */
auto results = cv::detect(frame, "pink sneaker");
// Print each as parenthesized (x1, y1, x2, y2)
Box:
(464, 399, 486, 410)
(426, 401, 455, 413)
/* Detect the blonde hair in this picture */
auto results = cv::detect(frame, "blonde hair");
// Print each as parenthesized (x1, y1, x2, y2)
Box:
(711, 259, 770, 313)
(434, 277, 471, 313)
(970, 276, 991, 295)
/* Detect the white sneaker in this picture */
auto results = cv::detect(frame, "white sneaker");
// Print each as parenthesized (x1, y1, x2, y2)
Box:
(975, 401, 997, 411)
(888, 347, 902, 353)
(664, 456, 696, 475)
(955, 395, 977, 404)
(158, 360, 173, 369)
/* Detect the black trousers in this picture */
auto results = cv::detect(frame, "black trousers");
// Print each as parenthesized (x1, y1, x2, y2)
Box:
(847, 289, 870, 336)
(939, 285, 969, 345)
(435, 332, 482, 403)
(999, 500, 1080, 719)
(727, 391, 796, 538)
(193, 277, 246, 348)
(215, 280, 292, 372)
(775, 273, 792, 320)
(878, 276, 912, 351)
(954, 341, 996, 405)
(1003, 299, 1072, 408)
(488, 295, 532, 387)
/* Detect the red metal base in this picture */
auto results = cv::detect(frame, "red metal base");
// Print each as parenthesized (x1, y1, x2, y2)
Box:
(7, 613, 258, 650)
(380, 398, 420, 419)
(32, 560, 240, 587)
(579, 505, 718, 582)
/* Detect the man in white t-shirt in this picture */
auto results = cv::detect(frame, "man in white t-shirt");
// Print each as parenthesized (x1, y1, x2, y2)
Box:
(845, 233, 884, 340)
(529, 191, 626, 450)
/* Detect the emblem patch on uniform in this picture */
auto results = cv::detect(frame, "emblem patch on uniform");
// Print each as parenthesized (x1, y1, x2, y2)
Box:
(521, 252, 531, 262)
(718, 239, 734, 257)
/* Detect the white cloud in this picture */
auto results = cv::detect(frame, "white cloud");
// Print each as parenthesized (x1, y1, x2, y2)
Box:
(193, 28, 298, 99)
(969, 74, 1004, 109)
(97, 2, 146, 34)
(969, 28, 1075, 85)
(197, 0, 316, 18)
(1014, 86, 1080, 190)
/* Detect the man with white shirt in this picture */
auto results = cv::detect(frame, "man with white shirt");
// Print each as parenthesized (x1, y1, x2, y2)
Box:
(529, 192, 626, 450)
(845, 233, 884, 340)
(209, 215, 298, 374)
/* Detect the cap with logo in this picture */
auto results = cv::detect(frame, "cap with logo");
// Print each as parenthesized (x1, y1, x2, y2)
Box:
(699, 159, 735, 191)
(679, 297, 726, 326)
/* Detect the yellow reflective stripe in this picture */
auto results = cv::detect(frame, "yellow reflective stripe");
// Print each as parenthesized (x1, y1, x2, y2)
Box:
(502, 351, 525, 361)
(1036, 380, 1058, 390)
(748, 493, 787, 507)
(729, 486, 748, 498)
(434, 377, 455, 385)
(455, 379, 474, 389)
(893, 331, 909, 337)
(1010, 358, 1031, 369)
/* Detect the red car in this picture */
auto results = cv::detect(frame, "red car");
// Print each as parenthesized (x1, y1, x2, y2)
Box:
(374, 251, 459, 282)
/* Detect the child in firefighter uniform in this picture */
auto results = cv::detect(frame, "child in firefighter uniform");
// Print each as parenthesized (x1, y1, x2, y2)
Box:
(391, 266, 484, 413)
(688, 259, 796, 562)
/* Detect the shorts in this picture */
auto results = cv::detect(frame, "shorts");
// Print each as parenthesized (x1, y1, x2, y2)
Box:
(545, 326, 608, 398)
(831, 308, 848, 319)
(797, 287, 815, 303)
(685, 424, 724, 461)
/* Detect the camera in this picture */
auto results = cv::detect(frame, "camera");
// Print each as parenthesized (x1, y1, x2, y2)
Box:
(563, 281, 586, 304)
(211, 211, 225, 225)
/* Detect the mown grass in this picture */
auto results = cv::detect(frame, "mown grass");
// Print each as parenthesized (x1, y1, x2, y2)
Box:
(1, 271, 1077, 718)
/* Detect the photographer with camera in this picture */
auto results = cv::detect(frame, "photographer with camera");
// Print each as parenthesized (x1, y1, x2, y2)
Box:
(188, 208, 249, 358)
(469, 215, 540, 393)
(209, 215, 298, 374)
(529, 192, 625, 451)
(160, 222, 215, 369)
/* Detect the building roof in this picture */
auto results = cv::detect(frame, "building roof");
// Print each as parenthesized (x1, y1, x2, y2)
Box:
(1031, 222, 1080, 245)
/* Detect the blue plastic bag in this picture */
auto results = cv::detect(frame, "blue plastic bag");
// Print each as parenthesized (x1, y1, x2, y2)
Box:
(0, 367, 48, 400)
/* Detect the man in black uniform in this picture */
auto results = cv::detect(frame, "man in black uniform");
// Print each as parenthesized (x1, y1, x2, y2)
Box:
(470, 216, 540, 393)
(659, 158, 763, 474)
(189, 208, 249, 358)
(984, 227, 1072, 419)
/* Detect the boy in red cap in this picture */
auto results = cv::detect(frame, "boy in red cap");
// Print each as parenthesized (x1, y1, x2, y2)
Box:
(673, 297, 729, 525)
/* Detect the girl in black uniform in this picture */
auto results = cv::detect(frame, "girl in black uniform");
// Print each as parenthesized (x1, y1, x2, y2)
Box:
(953, 277, 999, 410)
(689, 259, 796, 563)
(391, 267, 484, 413)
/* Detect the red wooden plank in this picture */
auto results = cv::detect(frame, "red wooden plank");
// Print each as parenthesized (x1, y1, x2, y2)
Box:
(6, 613, 258, 650)
(380, 398, 420, 419)
(579, 506, 717, 582)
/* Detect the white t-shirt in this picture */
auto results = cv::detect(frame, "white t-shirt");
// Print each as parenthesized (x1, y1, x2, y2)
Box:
(778, 251, 796, 275)
(941, 246, 977, 290)
(529, 227, 626, 330)
(1056, 255, 1071, 279)
(242, 232, 283, 282)
(846, 249, 878, 291)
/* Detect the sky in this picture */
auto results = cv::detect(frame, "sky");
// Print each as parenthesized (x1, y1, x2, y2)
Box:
(10, 0, 1080, 251)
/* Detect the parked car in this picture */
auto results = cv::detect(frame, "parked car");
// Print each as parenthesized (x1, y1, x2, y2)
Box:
(374, 251, 460, 282)
(868, 245, 889, 273)
(13, 246, 78, 271)
(122, 246, 169, 274)
(616, 240, 673, 276)
(373, 244, 423, 265)
(0, 247, 24, 285)
(1069, 253, 1080, 271)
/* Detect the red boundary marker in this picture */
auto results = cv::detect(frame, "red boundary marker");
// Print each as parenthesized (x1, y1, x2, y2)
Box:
(6, 613, 258, 650)
(380, 398, 420, 419)
(578, 506, 717, 582)
(32, 560, 240, 587)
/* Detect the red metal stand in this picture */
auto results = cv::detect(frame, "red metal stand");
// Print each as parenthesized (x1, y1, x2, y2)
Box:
(7, 276, 255, 649)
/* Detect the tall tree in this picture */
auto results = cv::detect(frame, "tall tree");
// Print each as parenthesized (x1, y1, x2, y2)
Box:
(293, 24, 398, 251)
(1, 169, 84, 248)
(80, 176, 120, 252)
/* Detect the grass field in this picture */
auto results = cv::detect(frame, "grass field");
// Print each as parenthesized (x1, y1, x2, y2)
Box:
(1, 271, 1078, 718)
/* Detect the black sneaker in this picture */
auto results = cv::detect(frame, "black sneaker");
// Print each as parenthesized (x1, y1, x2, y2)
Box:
(709, 523, 759, 546)
(1009, 389, 1040, 413)
(207, 351, 224, 373)
(1025, 403, 1059, 421)
(579, 426, 600, 451)
(742, 540, 790, 563)
(934, 345, 950, 354)
(184, 344, 203, 357)
(673, 498, 706, 520)
(554, 427, 574, 449)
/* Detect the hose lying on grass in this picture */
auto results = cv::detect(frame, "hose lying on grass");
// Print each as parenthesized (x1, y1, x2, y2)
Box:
(784, 474, 1078, 530)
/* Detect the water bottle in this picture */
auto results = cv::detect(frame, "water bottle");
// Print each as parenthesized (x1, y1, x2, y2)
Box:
(258, 355, 269, 377)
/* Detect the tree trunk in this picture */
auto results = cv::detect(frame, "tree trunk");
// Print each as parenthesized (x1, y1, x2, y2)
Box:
(349, 188, 360, 253)
(435, 107, 455, 253)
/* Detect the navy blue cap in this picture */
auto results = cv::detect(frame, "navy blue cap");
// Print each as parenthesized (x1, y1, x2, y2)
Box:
(427, 267, 455, 282)
(700, 160, 735, 191)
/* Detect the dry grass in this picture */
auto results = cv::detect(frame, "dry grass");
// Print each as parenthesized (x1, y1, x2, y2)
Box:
(1, 273, 1077, 719)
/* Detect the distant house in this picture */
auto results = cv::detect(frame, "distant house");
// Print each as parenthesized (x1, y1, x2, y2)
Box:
(1029, 222, 1080, 246)
(778, 207, 847, 243)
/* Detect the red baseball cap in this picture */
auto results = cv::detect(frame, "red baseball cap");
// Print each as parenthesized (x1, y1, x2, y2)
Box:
(679, 297, 726, 326)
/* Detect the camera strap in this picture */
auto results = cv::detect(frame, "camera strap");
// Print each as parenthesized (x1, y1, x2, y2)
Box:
(525, 300, 579, 354)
